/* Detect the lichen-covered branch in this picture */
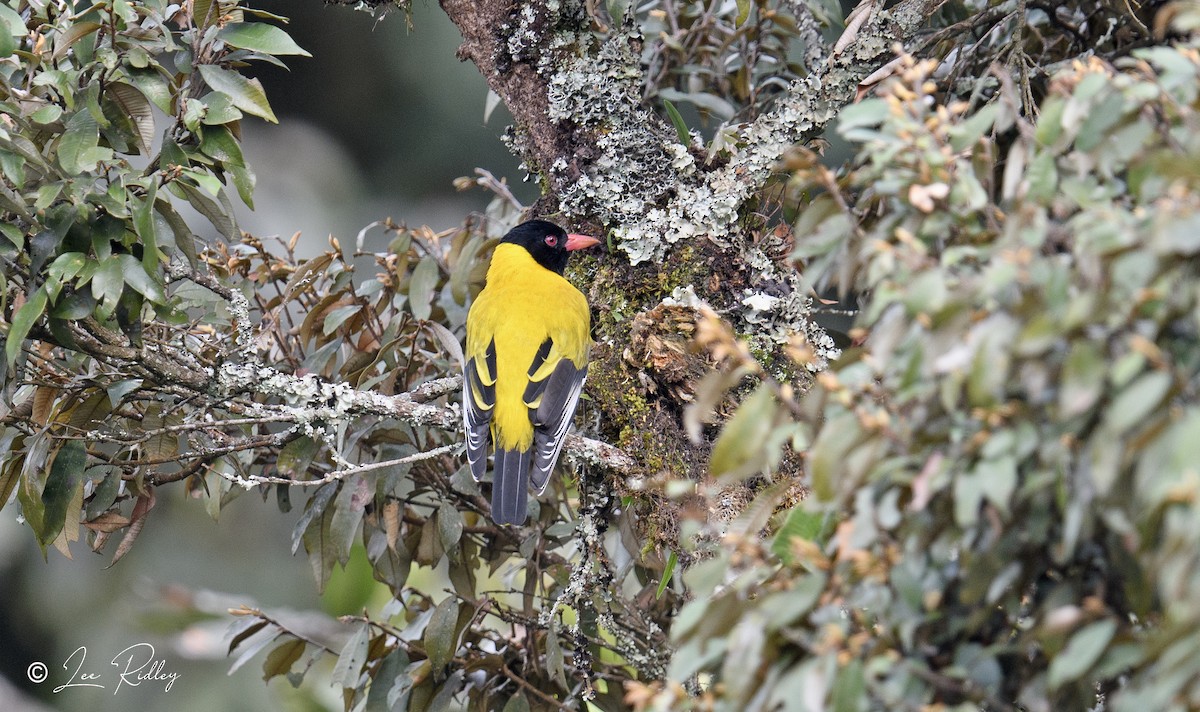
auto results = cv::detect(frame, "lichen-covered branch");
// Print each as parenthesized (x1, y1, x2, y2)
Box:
(442, 0, 942, 256)
(439, 0, 942, 380)
(214, 364, 635, 474)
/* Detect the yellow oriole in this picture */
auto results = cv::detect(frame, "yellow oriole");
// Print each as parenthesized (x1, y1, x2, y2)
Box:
(463, 220, 599, 525)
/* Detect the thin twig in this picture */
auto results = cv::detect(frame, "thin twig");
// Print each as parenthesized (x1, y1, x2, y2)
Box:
(214, 442, 461, 487)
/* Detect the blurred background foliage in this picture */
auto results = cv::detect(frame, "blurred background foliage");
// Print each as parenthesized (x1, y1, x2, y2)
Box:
(233, 0, 532, 243)
(2, 0, 1200, 711)
(651, 42, 1200, 711)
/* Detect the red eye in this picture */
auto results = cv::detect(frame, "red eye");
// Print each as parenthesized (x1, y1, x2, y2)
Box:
(544, 234, 558, 247)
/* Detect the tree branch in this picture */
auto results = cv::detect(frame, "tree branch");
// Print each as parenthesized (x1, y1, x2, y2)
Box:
(441, 0, 945, 259)
(438, 0, 945, 380)
(214, 364, 636, 475)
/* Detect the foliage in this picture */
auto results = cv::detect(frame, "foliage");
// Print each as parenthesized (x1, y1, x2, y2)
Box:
(5, 0, 1200, 711)
(645, 39, 1200, 712)
(639, 0, 809, 123)
(0, 0, 313, 555)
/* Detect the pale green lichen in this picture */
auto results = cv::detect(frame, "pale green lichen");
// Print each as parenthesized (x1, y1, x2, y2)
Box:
(546, 26, 694, 259)
(524, 4, 901, 368)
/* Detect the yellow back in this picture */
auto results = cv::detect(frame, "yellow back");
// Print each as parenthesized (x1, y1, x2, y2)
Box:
(465, 243, 591, 450)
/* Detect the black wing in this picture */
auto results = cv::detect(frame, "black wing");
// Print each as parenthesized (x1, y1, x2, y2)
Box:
(522, 339, 587, 493)
(463, 338, 496, 482)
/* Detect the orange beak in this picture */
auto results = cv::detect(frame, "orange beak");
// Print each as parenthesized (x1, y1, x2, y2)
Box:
(565, 233, 600, 251)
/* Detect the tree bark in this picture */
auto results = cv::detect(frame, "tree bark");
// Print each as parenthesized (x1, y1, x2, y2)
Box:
(437, 0, 946, 526)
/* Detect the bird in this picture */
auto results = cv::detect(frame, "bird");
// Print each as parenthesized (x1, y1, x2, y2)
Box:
(462, 219, 600, 525)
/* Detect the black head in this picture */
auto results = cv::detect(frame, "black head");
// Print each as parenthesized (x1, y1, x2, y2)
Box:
(500, 219, 598, 274)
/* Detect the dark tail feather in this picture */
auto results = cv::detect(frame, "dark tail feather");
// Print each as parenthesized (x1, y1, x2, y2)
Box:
(492, 448, 531, 525)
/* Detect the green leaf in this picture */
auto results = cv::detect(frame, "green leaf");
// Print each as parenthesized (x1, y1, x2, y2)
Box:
(832, 659, 865, 712)
(38, 440, 87, 547)
(199, 124, 245, 165)
(437, 502, 464, 552)
(364, 649, 408, 712)
(192, 0, 231, 30)
(656, 549, 677, 599)
(174, 180, 239, 241)
(954, 469, 984, 527)
(448, 235, 483, 305)
(838, 98, 888, 132)
(425, 597, 460, 673)
(663, 99, 690, 145)
(46, 252, 87, 287)
(1047, 619, 1118, 689)
(544, 624, 568, 689)
(116, 253, 166, 304)
(199, 92, 243, 125)
(153, 198, 201, 268)
(1060, 340, 1105, 417)
(605, 0, 630, 24)
(131, 185, 162, 272)
(329, 622, 370, 689)
(124, 69, 174, 114)
(91, 256, 124, 316)
(181, 167, 224, 197)
(721, 614, 766, 703)
(1103, 371, 1171, 434)
(709, 384, 777, 480)
(322, 304, 361, 336)
(950, 103, 998, 152)
(6, 287, 48, 367)
(218, 23, 311, 57)
(52, 21, 101, 61)
(262, 639, 305, 682)
(0, 3, 22, 57)
(0, 181, 29, 220)
(0, 152, 23, 202)
(57, 110, 100, 174)
(111, 0, 136, 23)
(329, 476, 368, 566)
(196, 64, 278, 123)
(771, 507, 830, 561)
(105, 378, 142, 405)
(0, 222, 20, 252)
(734, 0, 751, 26)
(229, 162, 256, 208)
(1026, 150, 1059, 199)
(84, 466, 121, 521)
(31, 104, 63, 124)
(293, 481, 335, 549)
(408, 256, 439, 321)
(66, 391, 113, 433)
(975, 455, 1017, 517)
(657, 88, 735, 120)
(107, 83, 155, 156)
(809, 411, 864, 501)
(16, 434, 54, 548)
(35, 184, 63, 213)
(764, 574, 826, 632)
(277, 436, 318, 479)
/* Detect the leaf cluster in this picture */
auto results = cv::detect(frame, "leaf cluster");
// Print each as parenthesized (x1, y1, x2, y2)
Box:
(643, 35, 1200, 712)
(0, 0, 310, 558)
(639, 0, 812, 124)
